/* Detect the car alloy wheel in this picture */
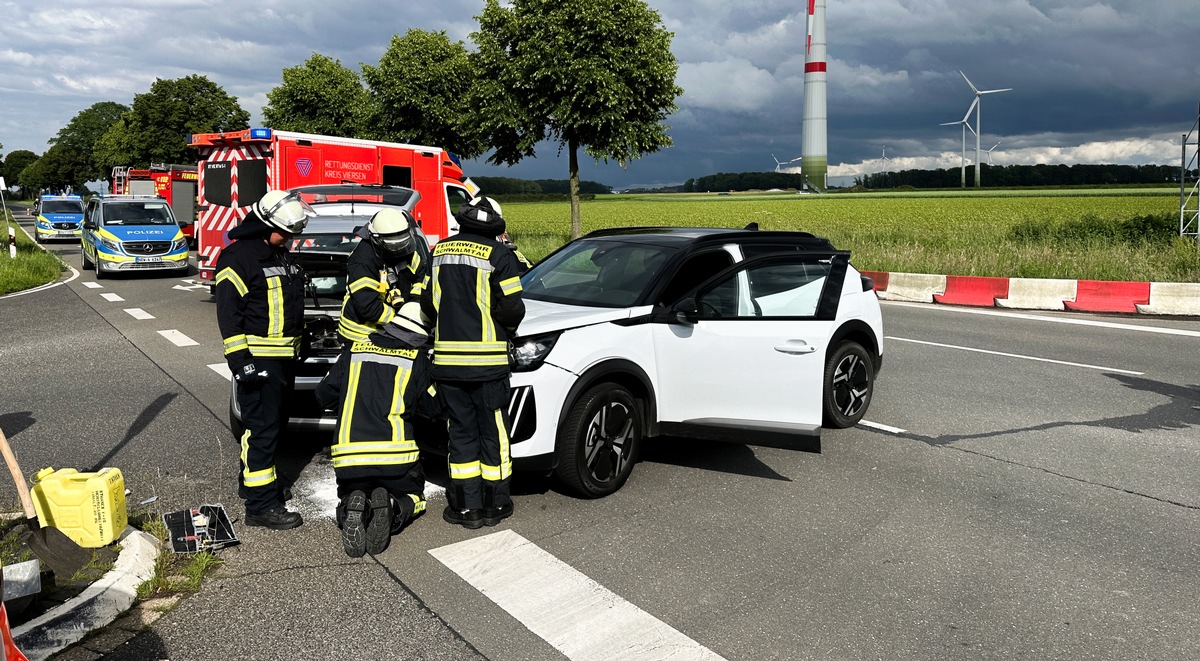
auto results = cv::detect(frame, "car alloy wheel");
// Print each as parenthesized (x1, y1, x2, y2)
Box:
(555, 383, 642, 498)
(81, 246, 93, 270)
(822, 341, 874, 428)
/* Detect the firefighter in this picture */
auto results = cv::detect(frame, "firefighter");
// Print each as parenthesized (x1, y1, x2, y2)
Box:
(315, 302, 436, 557)
(420, 196, 526, 528)
(337, 208, 423, 348)
(215, 189, 314, 530)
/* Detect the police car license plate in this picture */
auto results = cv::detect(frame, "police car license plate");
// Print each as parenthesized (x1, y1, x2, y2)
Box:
(136, 256, 162, 263)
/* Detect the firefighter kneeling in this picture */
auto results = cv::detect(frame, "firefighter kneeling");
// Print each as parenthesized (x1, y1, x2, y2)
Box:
(316, 302, 437, 557)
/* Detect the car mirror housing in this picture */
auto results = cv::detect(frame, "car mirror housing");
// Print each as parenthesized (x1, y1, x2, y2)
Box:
(672, 298, 699, 324)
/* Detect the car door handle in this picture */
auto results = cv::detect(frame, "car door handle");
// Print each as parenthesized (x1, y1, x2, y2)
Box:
(775, 340, 818, 355)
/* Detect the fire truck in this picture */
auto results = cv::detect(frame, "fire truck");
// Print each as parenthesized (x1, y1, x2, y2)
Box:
(186, 128, 478, 286)
(110, 163, 199, 241)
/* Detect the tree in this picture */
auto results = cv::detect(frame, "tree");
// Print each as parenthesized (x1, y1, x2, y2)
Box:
(49, 101, 128, 184)
(263, 54, 369, 137)
(361, 30, 484, 158)
(471, 0, 682, 238)
(4, 150, 39, 197)
(95, 75, 249, 170)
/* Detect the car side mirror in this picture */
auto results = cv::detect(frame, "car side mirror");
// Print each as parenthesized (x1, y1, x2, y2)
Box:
(671, 298, 699, 324)
(82, 220, 96, 230)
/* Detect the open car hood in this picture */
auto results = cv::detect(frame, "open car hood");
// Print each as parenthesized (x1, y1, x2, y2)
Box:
(516, 298, 647, 337)
(294, 249, 349, 311)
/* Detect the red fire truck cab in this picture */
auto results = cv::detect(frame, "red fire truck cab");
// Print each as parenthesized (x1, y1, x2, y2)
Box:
(187, 128, 478, 285)
(110, 164, 199, 242)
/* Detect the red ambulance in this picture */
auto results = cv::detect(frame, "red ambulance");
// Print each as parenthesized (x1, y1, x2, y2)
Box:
(186, 128, 478, 286)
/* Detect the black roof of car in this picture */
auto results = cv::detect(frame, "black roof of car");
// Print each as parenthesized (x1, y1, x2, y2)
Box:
(581, 225, 837, 251)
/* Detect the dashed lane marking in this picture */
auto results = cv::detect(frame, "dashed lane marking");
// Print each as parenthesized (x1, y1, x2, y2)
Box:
(99, 292, 124, 302)
(886, 336, 1144, 375)
(124, 308, 155, 320)
(82, 282, 102, 289)
(208, 363, 231, 379)
(430, 530, 727, 661)
(859, 420, 907, 434)
(158, 329, 198, 347)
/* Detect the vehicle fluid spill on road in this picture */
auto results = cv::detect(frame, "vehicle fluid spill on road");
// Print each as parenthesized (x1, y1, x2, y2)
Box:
(290, 459, 446, 520)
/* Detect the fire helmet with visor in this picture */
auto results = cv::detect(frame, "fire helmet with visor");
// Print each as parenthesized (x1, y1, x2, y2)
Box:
(254, 190, 315, 235)
(455, 196, 505, 237)
(368, 208, 416, 258)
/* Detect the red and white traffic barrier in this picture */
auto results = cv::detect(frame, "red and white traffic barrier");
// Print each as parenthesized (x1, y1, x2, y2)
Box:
(866, 271, 1200, 316)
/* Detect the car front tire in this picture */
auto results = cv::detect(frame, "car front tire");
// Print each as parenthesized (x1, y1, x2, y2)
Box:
(81, 246, 93, 270)
(822, 341, 874, 428)
(554, 383, 643, 498)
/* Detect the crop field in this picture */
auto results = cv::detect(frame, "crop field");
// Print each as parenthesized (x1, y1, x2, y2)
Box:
(503, 188, 1200, 283)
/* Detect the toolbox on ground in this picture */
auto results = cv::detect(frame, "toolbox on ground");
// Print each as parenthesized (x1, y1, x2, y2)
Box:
(163, 504, 239, 554)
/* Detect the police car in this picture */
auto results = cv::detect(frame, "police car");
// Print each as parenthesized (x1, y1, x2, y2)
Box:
(34, 194, 85, 242)
(80, 195, 190, 277)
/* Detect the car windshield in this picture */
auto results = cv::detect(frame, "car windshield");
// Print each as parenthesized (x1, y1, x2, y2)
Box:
(522, 239, 676, 307)
(103, 202, 176, 226)
(42, 200, 83, 214)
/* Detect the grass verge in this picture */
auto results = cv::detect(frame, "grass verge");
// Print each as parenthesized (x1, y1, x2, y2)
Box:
(130, 509, 224, 599)
(0, 209, 67, 295)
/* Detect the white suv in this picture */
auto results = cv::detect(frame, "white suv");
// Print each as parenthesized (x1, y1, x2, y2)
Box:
(505, 226, 883, 497)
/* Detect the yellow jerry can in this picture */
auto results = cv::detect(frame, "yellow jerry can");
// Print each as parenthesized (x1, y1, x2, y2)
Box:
(30, 467, 128, 548)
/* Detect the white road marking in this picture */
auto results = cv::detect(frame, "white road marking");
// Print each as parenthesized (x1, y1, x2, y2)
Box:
(124, 308, 155, 320)
(82, 282, 102, 289)
(173, 281, 209, 292)
(859, 420, 907, 434)
(431, 530, 727, 661)
(208, 363, 231, 379)
(99, 292, 124, 302)
(881, 300, 1200, 338)
(887, 336, 1144, 375)
(158, 329, 198, 347)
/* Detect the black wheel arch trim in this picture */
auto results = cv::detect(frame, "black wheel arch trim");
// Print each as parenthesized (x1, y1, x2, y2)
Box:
(558, 359, 659, 438)
(829, 319, 883, 375)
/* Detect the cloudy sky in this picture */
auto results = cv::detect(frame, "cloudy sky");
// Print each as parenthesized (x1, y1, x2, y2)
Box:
(0, 0, 1195, 189)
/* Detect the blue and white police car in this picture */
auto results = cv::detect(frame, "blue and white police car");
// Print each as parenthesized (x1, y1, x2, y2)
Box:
(34, 194, 85, 242)
(80, 195, 189, 277)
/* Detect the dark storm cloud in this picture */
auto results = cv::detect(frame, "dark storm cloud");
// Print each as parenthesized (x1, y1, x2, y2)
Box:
(0, 0, 1195, 189)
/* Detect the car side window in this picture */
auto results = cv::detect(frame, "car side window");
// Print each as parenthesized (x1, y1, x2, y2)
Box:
(696, 258, 832, 319)
(657, 250, 734, 305)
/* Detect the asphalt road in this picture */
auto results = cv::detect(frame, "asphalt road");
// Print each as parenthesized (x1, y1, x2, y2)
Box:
(2, 216, 1197, 660)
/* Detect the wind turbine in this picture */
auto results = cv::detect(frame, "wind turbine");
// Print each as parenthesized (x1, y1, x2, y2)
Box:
(772, 154, 802, 173)
(959, 71, 1011, 187)
(986, 140, 1002, 165)
(880, 146, 894, 173)
(941, 98, 978, 188)
(801, 0, 827, 192)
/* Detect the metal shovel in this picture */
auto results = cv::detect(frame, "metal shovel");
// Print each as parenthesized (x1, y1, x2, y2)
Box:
(0, 427, 92, 578)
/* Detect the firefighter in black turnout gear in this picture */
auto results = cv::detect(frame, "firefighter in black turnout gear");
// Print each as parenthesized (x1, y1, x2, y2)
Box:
(338, 208, 424, 347)
(215, 190, 315, 530)
(420, 196, 526, 528)
(316, 302, 436, 557)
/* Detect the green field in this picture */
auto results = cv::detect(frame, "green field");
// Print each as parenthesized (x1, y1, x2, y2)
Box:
(503, 188, 1200, 282)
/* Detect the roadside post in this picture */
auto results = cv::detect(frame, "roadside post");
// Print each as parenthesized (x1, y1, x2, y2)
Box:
(0, 176, 14, 259)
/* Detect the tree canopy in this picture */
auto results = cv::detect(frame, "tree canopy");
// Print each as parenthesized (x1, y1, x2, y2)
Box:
(471, 0, 682, 238)
(94, 75, 249, 171)
(49, 101, 128, 184)
(361, 30, 484, 158)
(3, 150, 38, 196)
(263, 54, 369, 137)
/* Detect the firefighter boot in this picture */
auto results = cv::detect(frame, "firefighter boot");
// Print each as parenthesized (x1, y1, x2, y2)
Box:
(341, 491, 368, 558)
(365, 487, 392, 555)
(482, 484, 514, 527)
(246, 505, 303, 531)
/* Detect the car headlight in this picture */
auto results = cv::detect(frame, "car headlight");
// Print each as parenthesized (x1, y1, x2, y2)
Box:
(172, 238, 188, 251)
(99, 237, 123, 253)
(509, 331, 560, 372)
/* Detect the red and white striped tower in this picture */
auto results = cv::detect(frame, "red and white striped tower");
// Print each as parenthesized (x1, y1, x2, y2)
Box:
(801, 0, 828, 192)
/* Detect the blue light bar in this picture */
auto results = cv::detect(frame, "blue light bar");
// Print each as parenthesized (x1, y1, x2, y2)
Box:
(249, 128, 272, 140)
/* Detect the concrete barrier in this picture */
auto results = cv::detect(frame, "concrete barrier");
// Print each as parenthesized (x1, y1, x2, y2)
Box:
(995, 278, 1077, 310)
(1063, 280, 1150, 313)
(933, 275, 1011, 307)
(874, 272, 946, 303)
(1134, 282, 1200, 315)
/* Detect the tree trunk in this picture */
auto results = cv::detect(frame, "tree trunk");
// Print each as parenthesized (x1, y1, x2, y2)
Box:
(569, 137, 581, 240)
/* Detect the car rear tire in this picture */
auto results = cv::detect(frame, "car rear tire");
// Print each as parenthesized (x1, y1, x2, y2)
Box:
(822, 341, 874, 428)
(554, 383, 643, 498)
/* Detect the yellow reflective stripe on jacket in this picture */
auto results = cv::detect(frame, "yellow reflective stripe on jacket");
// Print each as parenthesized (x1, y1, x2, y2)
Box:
(433, 353, 509, 367)
(224, 334, 249, 355)
(476, 268, 496, 341)
(266, 276, 284, 337)
(434, 341, 508, 352)
(408, 493, 427, 515)
(499, 276, 523, 296)
(216, 267, 248, 296)
(245, 334, 301, 358)
(449, 461, 481, 479)
(332, 451, 420, 468)
(338, 313, 393, 343)
(331, 440, 419, 456)
(347, 275, 383, 294)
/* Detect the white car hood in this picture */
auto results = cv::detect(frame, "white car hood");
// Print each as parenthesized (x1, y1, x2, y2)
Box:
(516, 298, 647, 336)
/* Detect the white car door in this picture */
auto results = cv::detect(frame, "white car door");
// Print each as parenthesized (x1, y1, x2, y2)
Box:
(652, 251, 849, 435)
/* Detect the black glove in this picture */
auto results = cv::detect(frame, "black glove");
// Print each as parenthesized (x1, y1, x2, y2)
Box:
(233, 362, 268, 389)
